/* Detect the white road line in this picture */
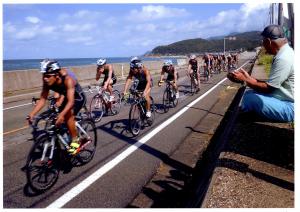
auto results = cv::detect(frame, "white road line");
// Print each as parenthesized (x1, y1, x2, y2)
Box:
(3, 103, 32, 111)
(47, 76, 230, 208)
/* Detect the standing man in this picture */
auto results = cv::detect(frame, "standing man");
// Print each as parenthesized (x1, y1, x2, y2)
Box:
(232, 25, 294, 122)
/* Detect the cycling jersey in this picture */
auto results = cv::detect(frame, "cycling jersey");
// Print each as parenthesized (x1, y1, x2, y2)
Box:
(203, 56, 210, 66)
(129, 68, 149, 91)
(189, 59, 198, 71)
(101, 68, 117, 86)
(163, 65, 176, 81)
(47, 75, 86, 115)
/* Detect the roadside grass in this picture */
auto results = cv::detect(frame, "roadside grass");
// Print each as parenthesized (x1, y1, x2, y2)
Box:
(257, 50, 273, 77)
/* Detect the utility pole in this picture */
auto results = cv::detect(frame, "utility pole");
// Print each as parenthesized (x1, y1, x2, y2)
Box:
(271, 3, 275, 24)
(278, 3, 283, 25)
(288, 3, 294, 48)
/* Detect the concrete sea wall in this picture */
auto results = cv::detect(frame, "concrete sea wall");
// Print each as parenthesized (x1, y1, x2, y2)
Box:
(4, 59, 187, 94)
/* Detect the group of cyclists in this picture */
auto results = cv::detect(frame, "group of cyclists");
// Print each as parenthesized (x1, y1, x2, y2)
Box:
(27, 52, 239, 155)
(202, 52, 239, 78)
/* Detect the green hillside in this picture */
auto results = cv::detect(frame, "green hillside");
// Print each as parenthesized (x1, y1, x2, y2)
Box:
(150, 31, 261, 55)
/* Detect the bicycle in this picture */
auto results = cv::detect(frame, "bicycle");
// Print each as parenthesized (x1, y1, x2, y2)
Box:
(160, 80, 178, 113)
(25, 104, 97, 192)
(88, 86, 121, 123)
(202, 65, 210, 82)
(189, 70, 199, 95)
(128, 90, 155, 136)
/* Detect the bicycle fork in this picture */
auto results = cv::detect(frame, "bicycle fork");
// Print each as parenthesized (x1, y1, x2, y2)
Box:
(75, 122, 92, 150)
(41, 137, 55, 162)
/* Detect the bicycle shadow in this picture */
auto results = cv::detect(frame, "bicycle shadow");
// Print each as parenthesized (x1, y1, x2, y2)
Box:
(177, 84, 196, 96)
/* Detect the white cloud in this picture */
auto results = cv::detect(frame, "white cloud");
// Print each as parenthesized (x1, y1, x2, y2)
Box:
(62, 23, 95, 32)
(135, 23, 157, 32)
(177, 3, 269, 39)
(15, 29, 37, 40)
(25, 16, 40, 24)
(74, 10, 90, 18)
(127, 5, 188, 22)
(4, 22, 16, 33)
(59, 10, 103, 22)
(241, 3, 270, 16)
(66, 36, 93, 43)
(40, 26, 56, 34)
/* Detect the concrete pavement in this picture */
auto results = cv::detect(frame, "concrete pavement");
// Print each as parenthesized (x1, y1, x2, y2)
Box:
(128, 59, 294, 208)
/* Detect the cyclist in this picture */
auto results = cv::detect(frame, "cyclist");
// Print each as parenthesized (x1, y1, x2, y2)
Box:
(232, 53, 238, 68)
(123, 57, 152, 118)
(203, 53, 212, 78)
(227, 53, 233, 69)
(187, 54, 200, 92)
(158, 60, 179, 99)
(96, 58, 117, 102)
(27, 60, 86, 155)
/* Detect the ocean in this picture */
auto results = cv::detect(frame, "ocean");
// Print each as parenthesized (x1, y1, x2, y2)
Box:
(3, 57, 184, 71)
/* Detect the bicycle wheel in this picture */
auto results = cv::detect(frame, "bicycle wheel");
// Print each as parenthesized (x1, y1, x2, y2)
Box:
(162, 89, 170, 113)
(171, 88, 178, 108)
(145, 96, 155, 126)
(76, 119, 97, 164)
(190, 76, 195, 95)
(111, 90, 121, 115)
(129, 103, 142, 136)
(26, 134, 60, 192)
(204, 69, 209, 81)
(89, 94, 105, 122)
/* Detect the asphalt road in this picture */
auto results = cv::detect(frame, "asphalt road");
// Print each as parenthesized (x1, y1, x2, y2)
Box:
(3, 52, 256, 208)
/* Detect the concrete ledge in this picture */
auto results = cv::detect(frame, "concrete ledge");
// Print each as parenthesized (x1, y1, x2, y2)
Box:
(202, 120, 294, 208)
(201, 62, 294, 208)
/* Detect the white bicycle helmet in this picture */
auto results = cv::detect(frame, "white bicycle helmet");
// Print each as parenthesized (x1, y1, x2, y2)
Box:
(130, 56, 142, 69)
(97, 58, 107, 66)
(40, 59, 61, 73)
(190, 54, 196, 60)
(163, 60, 172, 66)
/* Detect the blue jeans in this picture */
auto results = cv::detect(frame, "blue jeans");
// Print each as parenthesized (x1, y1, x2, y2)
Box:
(241, 89, 294, 122)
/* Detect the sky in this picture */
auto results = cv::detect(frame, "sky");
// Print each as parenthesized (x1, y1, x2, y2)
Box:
(3, 2, 271, 59)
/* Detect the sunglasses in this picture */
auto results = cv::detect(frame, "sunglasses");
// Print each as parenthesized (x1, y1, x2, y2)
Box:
(43, 74, 56, 78)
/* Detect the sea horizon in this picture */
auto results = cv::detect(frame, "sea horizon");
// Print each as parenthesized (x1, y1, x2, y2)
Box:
(3, 56, 185, 72)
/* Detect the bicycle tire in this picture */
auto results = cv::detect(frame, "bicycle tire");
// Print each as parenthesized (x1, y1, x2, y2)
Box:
(89, 94, 105, 123)
(75, 118, 97, 165)
(26, 133, 60, 192)
(145, 96, 155, 127)
(190, 75, 196, 95)
(162, 89, 170, 113)
(110, 90, 121, 115)
(171, 88, 178, 108)
(129, 103, 142, 136)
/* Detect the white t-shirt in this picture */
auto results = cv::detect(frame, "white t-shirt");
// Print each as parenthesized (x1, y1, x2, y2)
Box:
(267, 43, 294, 102)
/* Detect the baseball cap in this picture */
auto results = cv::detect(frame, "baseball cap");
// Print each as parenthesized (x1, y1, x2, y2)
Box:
(261, 25, 285, 40)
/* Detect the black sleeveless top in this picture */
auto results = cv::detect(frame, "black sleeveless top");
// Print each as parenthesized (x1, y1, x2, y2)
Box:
(189, 59, 198, 71)
(163, 65, 175, 76)
(103, 68, 116, 80)
(48, 75, 84, 101)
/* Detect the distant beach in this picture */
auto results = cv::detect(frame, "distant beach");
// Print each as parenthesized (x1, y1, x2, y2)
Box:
(3, 56, 186, 71)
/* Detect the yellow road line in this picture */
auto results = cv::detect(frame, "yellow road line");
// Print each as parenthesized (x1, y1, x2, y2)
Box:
(3, 120, 47, 136)
(3, 125, 29, 136)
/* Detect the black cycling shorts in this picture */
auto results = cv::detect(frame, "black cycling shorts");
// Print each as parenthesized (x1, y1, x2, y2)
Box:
(102, 77, 117, 86)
